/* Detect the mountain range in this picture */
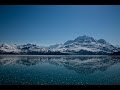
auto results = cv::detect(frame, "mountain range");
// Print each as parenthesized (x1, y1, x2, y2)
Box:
(0, 35, 120, 55)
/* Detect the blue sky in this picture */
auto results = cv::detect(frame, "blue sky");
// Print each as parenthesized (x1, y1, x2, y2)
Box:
(0, 5, 120, 46)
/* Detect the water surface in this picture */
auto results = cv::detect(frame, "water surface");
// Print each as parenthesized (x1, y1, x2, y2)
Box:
(0, 55, 120, 85)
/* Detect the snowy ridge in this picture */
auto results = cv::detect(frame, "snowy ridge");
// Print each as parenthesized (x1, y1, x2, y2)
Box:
(0, 35, 119, 55)
(49, 35, 118, 54)
(0, 44, 21, 53)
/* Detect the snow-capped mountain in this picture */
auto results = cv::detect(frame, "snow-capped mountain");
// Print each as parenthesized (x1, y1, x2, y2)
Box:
(0, 44, 21, 53)
(49, 35, 118, 54)
(0, 35, 119, 55)
(17, 43, 49, 53)
(0, 43, 48, 54)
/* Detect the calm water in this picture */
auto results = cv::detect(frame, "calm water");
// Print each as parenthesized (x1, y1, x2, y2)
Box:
(0, 55, 120, 85)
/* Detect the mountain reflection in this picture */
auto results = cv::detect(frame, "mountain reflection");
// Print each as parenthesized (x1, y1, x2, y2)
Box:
(0, 55, 120, 74)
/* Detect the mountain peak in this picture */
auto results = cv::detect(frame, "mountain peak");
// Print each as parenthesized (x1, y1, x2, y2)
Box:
(97, 39, 107, 44)
(74, 35, 96, 43)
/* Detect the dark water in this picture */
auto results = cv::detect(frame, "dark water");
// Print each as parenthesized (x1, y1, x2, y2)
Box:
(0, 55, 120, 85)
